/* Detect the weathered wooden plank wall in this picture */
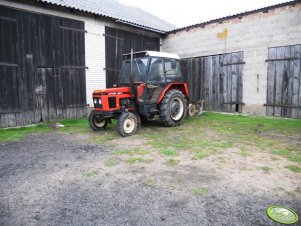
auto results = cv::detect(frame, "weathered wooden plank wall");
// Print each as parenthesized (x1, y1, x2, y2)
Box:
(266, 44, 301, 118)
(180, 52, 244, 112)
(0, 5, 86, 128)
(105, 27, 160, 88)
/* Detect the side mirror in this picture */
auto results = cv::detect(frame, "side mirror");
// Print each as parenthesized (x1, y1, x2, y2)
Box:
(171, 59, 176, 69)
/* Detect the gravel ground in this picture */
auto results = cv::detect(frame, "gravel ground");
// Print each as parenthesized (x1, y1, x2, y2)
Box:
(0, 132, 300, 226)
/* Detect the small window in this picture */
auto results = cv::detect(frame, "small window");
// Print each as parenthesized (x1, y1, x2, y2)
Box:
(148, 58, 164, 82)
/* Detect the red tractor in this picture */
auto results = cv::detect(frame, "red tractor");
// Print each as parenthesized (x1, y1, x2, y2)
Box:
(89, 51, 189, 137)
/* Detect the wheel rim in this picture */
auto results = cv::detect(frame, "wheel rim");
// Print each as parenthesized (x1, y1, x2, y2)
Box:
(170, 97, 184, 120)
(94, 118, 106, 128)
(123, 117, 135, 133)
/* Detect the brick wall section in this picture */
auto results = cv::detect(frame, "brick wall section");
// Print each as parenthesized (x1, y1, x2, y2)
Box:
(163, 3, 301, 116)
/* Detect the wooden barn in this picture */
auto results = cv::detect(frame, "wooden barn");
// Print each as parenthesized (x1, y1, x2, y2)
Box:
(0, 0, 175, 128)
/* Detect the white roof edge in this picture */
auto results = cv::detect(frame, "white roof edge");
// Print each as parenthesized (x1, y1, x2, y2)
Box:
(146, 51, 180, 59)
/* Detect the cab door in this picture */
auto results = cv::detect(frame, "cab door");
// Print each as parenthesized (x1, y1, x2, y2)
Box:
(144, 57, 165, 103)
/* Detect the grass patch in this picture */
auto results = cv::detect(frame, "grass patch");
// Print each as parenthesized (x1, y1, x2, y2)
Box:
(192, 187, 208, 196)
(114, 148, 150, 156)
(114, 149, 130, 155)
(160, 149, 177, 156)
(145, 178, 156, 187)
(270, 156, 280, 161)
(219, 156, 226, 163)
(218, 141, 234, 149)
(165, 159, 180, 166)
(239, 166, 252, 171)
(56, 118, 91, 133)
(140, 112, 301, 162)
(0, 124, 50, 142)
(285, 165, 301, 172)
(260, 166, 272, 173)
(273, 147, 301, 163)
(104, 158, 119, 167)
(90, 132, 116, 144)
(237, 147, 252, 157)
(0, 117, 115, 142)
(126, 157, 154, 164)
(83, 171, 98, 177)
(192, 151, 210, 160)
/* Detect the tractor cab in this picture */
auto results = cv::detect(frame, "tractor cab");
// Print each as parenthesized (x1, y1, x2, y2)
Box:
(118, 51, 188, 116)
(90, 51, 189, 137)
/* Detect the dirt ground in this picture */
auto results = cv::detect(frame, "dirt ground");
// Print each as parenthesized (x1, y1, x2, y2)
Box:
(0, 115, 300, 225)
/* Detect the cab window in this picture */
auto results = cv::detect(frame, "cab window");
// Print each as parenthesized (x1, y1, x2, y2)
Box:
(148, 58, 164, 82)
(164, 59, 182, 82)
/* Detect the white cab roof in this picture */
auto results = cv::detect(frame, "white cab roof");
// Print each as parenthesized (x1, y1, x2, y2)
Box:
(124, 51, 180, 59)
(146, 51, 180, 59)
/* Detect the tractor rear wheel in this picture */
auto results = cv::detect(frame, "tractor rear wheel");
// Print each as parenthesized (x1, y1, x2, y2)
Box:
(117, 112, 138, 137)
(159, 89, 187, 126)
(89, 112, 108, 131)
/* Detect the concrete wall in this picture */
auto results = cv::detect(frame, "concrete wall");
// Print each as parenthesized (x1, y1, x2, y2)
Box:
(0, 0, 161, 106)
(163, 3, 301, 116)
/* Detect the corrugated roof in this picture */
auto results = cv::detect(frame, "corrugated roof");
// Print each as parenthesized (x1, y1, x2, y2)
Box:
(38, 0, 177, 33)
(167, 0, 300, 34)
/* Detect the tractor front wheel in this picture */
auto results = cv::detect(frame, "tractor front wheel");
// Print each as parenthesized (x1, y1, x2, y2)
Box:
(117, 112, 138, 137)
(160, 89, 187, 126)
(89, 112, 108, 131)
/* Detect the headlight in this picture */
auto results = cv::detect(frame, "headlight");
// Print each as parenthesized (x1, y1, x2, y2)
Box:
(98, 99, 102, 105)
(94, 99, 97, 104)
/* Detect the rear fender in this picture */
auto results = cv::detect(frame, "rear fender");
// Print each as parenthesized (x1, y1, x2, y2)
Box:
(157, 83, 189, 103)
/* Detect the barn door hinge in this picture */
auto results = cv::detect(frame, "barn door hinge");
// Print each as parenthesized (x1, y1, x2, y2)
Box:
(60, 66, 88, 69)
(222, 102, 245, 105)
(265, 58, 301, 62)
(220, 62, 245, 66)
(103, 34, 124, 41)
(0, 63, 18, 67)
(0, 16, 16, 22)
(103, 67, 120, 72)
(264, 104, 301, 109)
(59, 26, 87, 33)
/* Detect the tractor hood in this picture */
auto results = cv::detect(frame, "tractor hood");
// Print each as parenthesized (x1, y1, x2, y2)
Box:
(93, 87, 131, 95)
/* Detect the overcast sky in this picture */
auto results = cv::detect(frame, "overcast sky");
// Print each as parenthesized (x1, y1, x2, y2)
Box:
(119, 0, 289, 27)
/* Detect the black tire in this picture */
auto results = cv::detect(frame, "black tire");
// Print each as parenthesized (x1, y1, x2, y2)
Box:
(159, 89, 187, 126)
(89, 112, 108, 131)
(117, 112, 138, 137)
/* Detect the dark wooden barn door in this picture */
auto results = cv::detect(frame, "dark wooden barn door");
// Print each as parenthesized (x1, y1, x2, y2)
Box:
(0, 12, 20, 127)
(180, 52, 244, 112)
(266, 45, 301, 118)
(211, 52, 243, 112)
(0, 5, 86, 128)
(105, 27, 160, 88)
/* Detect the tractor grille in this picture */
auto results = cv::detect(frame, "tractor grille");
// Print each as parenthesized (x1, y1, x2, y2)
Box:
(108, 97, 116, 108)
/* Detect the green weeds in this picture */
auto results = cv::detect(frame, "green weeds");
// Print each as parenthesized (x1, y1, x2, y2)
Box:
(165, 159, 180, 166)
(192, 187, 208, 195)
(83, 171, 98, 177)
(285, 165, 301, 172)
(126, 157, 154, 164)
